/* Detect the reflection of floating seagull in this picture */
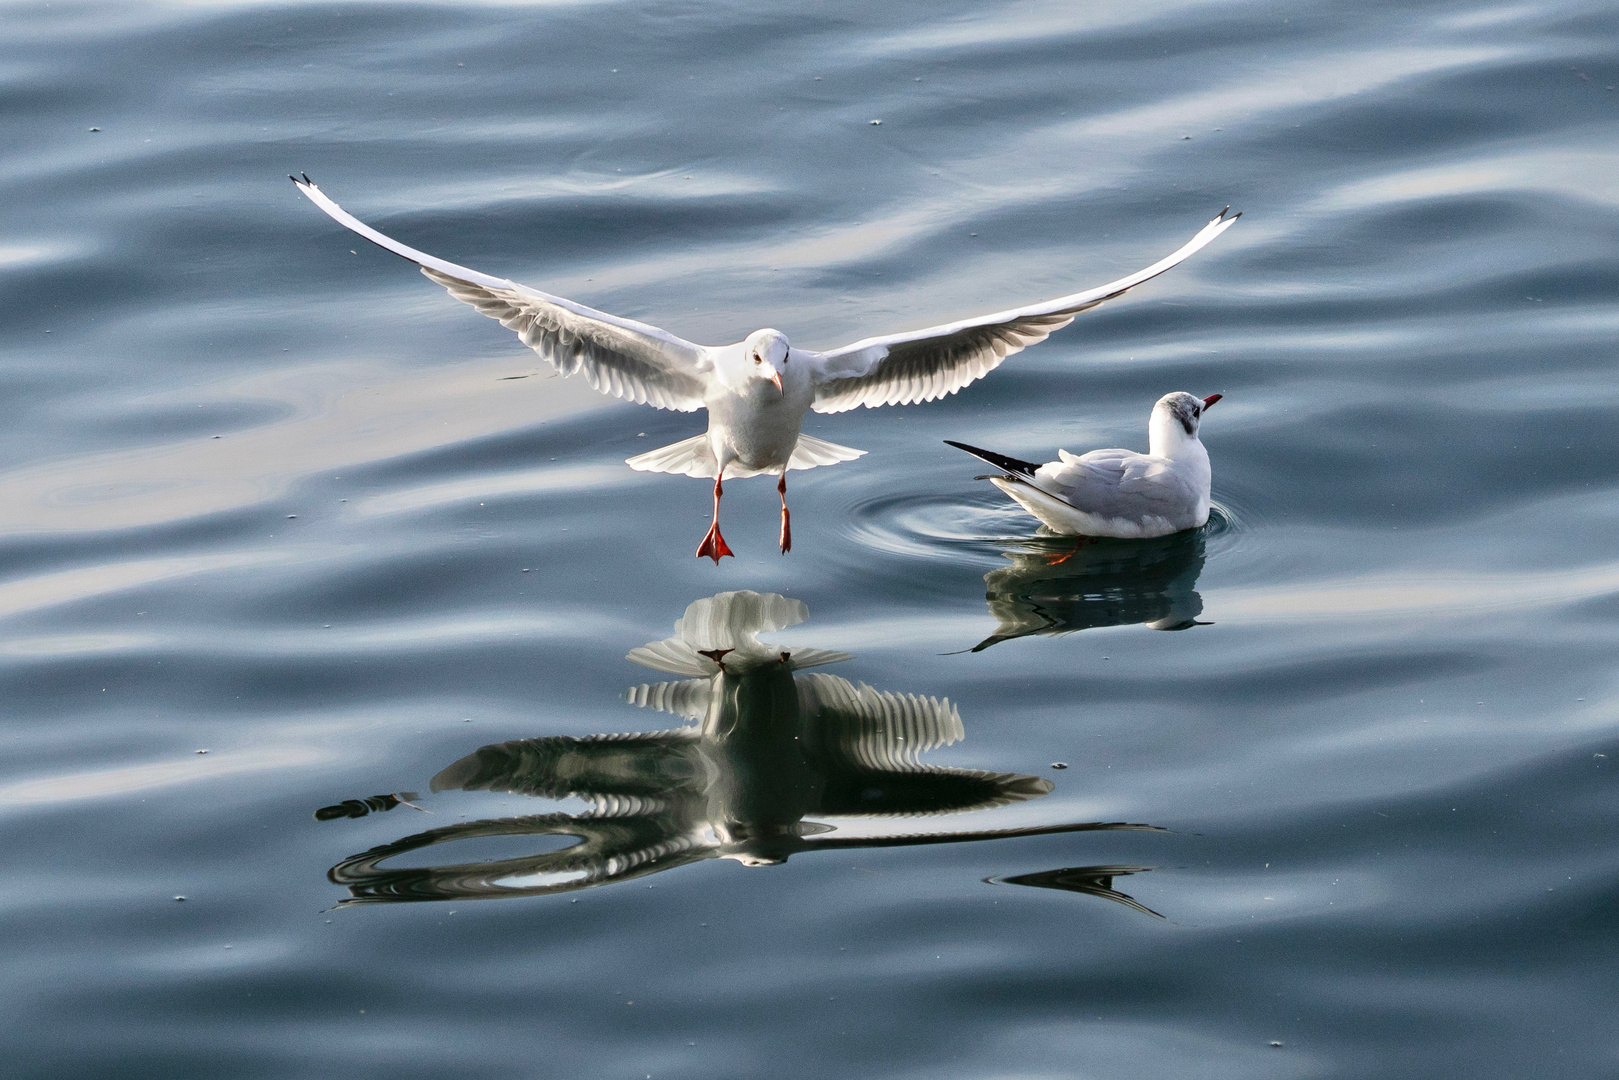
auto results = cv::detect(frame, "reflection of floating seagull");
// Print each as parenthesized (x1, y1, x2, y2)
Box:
(947, 391, 1221, 538)
(971, 531, 1207, 651)
(324, 591, 1159, 903)
(292, 175, 1238, 561)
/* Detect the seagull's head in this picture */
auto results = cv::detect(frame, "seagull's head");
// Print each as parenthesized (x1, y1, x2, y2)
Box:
(1152, 391, 1221, 444)
(738, 328, 791, 395)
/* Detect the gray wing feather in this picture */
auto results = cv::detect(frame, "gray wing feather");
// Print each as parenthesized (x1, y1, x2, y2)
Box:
(1046, 452, 1201, 525)
(419, 268, 709, 411)
(295, 178, 711, 412)
(809, 209, 1238, 414)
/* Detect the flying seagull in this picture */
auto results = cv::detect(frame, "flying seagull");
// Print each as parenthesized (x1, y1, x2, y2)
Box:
(291, 175, 1238, 561)
(947, 391, 1221, 539)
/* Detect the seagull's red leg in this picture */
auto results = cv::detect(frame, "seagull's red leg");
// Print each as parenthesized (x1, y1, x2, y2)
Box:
(777, 472, 792, 554)
(696, 472, 734, 563)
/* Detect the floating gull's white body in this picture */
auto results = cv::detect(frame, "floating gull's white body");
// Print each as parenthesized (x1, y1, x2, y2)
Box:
(947, 392, 1222, 539)
(291, 175, 1238, 560)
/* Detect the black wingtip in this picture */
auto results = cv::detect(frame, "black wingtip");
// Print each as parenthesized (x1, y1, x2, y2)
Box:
(944, 440, 1041, 477)
(289, 174, 299, 183)
(302, 172, 312, 184)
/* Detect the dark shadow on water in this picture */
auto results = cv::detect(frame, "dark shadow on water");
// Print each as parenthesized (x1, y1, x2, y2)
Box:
(991, 865, 1164, 918)
(969, 529, 1207, 652)
(322, 591, 1161, 905)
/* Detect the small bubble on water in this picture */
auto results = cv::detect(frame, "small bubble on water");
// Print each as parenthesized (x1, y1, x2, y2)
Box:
(174, 895, 186, 901)
(195, 749, 208, 755)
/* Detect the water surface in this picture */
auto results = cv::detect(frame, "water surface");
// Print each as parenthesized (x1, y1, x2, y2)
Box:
(2, 1, 1618, 1077)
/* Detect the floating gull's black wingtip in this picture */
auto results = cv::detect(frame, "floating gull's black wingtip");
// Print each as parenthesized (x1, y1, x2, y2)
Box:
(945, 440, 1041, 478)
(302, 172, 312, 185)
(289, 174, 299, 183)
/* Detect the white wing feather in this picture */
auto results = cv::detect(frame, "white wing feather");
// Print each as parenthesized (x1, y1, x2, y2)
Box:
(293, 177, 712, 412)
(808, 209, 1239, 414)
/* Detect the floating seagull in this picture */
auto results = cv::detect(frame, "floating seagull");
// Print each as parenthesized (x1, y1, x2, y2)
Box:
(291, 175, 1238, 560)
(947, 391, 1221, 539)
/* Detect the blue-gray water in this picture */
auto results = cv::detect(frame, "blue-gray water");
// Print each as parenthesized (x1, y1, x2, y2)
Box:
(3, 1, 1618, 1076)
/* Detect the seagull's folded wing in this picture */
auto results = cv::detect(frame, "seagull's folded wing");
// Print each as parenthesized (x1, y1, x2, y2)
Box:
(807, 209, 1239, 414)
(294, 178, 712, 412)
(1047, 450, 1198, 522)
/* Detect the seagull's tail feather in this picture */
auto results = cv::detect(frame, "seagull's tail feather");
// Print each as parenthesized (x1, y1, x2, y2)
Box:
(627, 432, 864, 479)
(788, 434, 866, 472)
(944, 440, 1041, 478)
(627, 434, 718, 478)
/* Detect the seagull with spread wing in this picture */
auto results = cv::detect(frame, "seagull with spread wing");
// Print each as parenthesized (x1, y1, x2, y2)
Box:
(292, 176, 1238, 561)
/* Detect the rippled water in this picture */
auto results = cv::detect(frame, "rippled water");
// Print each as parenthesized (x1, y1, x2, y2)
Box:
(4, 1, 1618, 1076)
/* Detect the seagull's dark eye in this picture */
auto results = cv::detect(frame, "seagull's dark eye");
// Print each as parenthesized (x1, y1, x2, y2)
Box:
(753, 354, 762, 364)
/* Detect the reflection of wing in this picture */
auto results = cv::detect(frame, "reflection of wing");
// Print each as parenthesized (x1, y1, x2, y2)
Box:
(974, 532, 1206, 651)
(431, 732, 704, 804)
(808, 210, 1238, 413)
(806, 819, 1163, 850)
(797, 673, 964, 765)
(996, 864, 1163, 918)
(294, 177, 711, 412)
(626, 678, 714, 721)
(793, 672, 1049, 817)
(328, 812, 713, 903)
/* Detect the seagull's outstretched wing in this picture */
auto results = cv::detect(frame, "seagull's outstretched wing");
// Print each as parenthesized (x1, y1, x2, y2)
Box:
(808, 208, 1239, 414)
(293, 176, 712, 412)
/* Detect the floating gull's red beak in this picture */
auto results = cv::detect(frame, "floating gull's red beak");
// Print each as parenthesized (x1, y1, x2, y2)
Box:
(1202, 393, 1222, 409)
(770, 371, 784, 395)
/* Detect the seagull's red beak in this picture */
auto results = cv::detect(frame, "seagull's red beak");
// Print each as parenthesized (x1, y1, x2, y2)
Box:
(770, 371, 784, 396)
(1202, 393, 1222, 409)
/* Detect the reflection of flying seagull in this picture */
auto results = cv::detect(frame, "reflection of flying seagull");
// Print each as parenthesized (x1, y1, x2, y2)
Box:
(326, 592, 1159, 904)
(971, 530, 1207, 651)
(293, 175, 1238, 561)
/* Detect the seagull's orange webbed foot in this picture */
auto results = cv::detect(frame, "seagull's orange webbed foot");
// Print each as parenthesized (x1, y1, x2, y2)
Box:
(697, 522, 734, 563)
(697, 474, 733, 563)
